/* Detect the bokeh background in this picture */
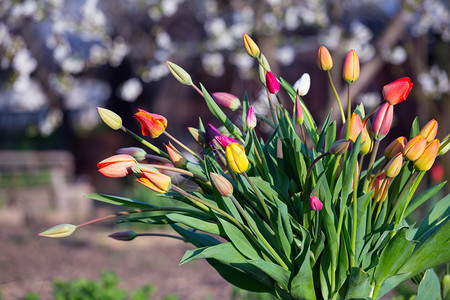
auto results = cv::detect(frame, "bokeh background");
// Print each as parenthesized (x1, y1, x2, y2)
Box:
(0, 0, 449, 299)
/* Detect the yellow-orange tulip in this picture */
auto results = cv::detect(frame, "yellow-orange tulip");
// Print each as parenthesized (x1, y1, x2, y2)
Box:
(134, 109, 167, 138)
(317, 46, 333, 71)
(403, 135, 426, 161)
(384, 152, 403, 178)
(414, 139, 440, 171)
(137, 169, 171, 193)
(97, 154, 137, 177)
(225, 143, 248, 173)
(164, 142, 187, 168)
(243, 33, 260, 58)
(419, 119, 438, 142)
(384, 136, 407, 159)
(343, 50, 360, 83)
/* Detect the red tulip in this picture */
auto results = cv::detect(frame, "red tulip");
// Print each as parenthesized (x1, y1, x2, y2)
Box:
(265, 71, 280, 94)
(382, 77, 413, 105)
(309, 195, 323, 211)
(134, 109, 167, 138)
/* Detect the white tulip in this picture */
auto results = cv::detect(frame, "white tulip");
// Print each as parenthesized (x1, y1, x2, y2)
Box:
(293, 73, 310, 96)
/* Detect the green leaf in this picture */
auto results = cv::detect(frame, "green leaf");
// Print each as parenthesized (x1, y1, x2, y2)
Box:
(86, 193, 159, 210)
(247, 260, 291, 291)
(340, 268, 372, 299)
(171, 224, 220, 248)
(415, 269, 441, 300)
(116, 215, 175, 225)
(317, 109, 332, 151)
(373, 227, 416, 285)
(167, 213, 222, 235)
(410, 117, 420, 139)
(414, 193, 450, 240)
(242, 92, 250, 131)
(200, 84, 243, 142)
(181, 242, 246, 265)
(319, 246, 332, 300)
(404, 181, 446, 219)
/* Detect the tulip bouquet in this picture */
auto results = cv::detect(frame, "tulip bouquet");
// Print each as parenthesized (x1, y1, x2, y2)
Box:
(39, 34, 450, 299)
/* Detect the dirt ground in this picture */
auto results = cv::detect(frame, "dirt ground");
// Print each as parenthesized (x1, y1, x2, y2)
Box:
(0, 220, 231, 300)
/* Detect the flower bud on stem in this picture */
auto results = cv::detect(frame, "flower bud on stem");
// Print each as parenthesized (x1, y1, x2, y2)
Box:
(163, 131, 202, 161)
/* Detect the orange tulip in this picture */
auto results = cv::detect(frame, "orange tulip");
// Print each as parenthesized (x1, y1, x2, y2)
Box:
(382, 77, 413, 105)
(98, 154, 137, 177)
(317, 46, 333, 71)
(371, 173, 389, 202)
(164, 142, 187, 168)
(384, 153, 403, 178)
(419, 119, 438, 142)
(342, 50, 360, 83)
(403, 135, 426, 161)
(134, 109, 167, 138)
(384, 136, 407, 159)
(136, 169, 171, 193)
(348, 113, 364, 143)
(414, 139, 440, 171)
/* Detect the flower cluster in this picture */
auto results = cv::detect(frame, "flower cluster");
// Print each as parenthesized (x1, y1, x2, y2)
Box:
(40, 35, 449, 300)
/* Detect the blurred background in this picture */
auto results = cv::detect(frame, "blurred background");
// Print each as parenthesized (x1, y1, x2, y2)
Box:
(0, 0, 449, 299)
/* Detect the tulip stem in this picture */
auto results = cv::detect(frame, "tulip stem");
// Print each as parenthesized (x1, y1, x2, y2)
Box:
(145, 154, 172, 164)
(363, 139, 381, 192)
(362, 102, 383, 123)
(136, 233, 187, 242)
(146, 164, 209, 183)
(327, 71, 345, 124)
(350, 157, 360, 268)
(386, 172, 417, 225)
(191, 83, 204, 97)
(396, 171, 424, 227)
(121, 126, 169, 159)
(242, 172, 273, 228)
(163, 131, 202, 161)
(330, 155, 341, 194)
(346, 83, 352, 139)
(266, 91, 279, 128)
(300, 125, 312, 167)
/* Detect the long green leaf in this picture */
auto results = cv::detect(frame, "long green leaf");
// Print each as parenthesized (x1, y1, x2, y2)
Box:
(414, 193, 450, 240)
(404, 181, 447, 219)
(339, 268, 372, 299)
(167, 213, 222, 235)
(248, 260, 291, 291)
(416, 269, 441, 300)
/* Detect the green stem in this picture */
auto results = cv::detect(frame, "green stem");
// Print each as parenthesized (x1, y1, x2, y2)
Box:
(362, 102, 383, 123)
(350, 158, 359, 268)
(327, 70, 345, 124)
(363, 139, 381, 192)
(121, 126, 169, 159)
(300, 125, 312, 167)
(303, 152, 331, 203)
(242, 172, 273, 228)
(330, 155, 341, 194)
(396, 171, 425, 227)
(147, 164, 208, 182)
(191, 83, 204, 97)
(137, 233, 187, 242)
(266, 90, 279, 128)
(386, 172, 417, 225)
(163, 131, 202, 161)
(346, 83, 352, 140)
(230, 196, 289, 270)
(372, 283, 381, 300)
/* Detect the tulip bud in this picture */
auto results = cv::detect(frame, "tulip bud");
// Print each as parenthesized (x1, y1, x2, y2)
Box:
(109, 231, 137, 241)
(317, 46, 333, 71)
(371, 173, 389, 202)
(215, 135, 239, 149)
(403, 135, 426, 161)
(211, 92, 241, 111)
(419, 119, 438, 142)
(164, 142, 187, 168)
(188, 127, 207, 146)
(438, 134, 450, 156)
(265, 71, 280, 94)
(442, 274, 450, 300)
(309, 195, 323, 211)
(38, 224, 76, 238)
(136, 169, 171, 193)
(329, 139, 351, 155)
(360, 123, 373, 155)
(348, 113, 364, 143)
(98, 154, 137, 177)
(342, 50, 360, 83)
(165, 60, 193, 86)
(225, 143, 248, 173)
(295, 94, 304, 125)
(134, 109, 167, 138)
(246, 106, 257, 129)
(131, 163, 159, 176)
(382, 77, 413, 105)
(384, 136, 407, 159)
(243, 33, 260, 58)
(258, 54, 271, 85)
(116, 147, 147, 161)
(205, 123, 222, 149)
(97, 107, 122, 130)
(293, 73, 311, 96)
(384, 153, 403, 178)
(371, 103, 394, 140)
(413, 139, 440, 171)
(210, 172, 233, 197)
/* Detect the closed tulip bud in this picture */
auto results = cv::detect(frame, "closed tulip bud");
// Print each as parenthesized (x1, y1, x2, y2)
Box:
(382, 77, 413, 105)
(414, 139, 440, 171)
(317, 46, 333, 71)
(243, 33, 260, 58)
(246, 106, 257, 129)
(295, 94, 304, 125)
(265, 71, 280, 94)
(116, 147, 147, 161)
(215, 135, 239, 149)
(210, 172, 233, 197)
(438, 134, 450, 156)
(442, 274, 450, 300)
(188, 127, 207, 146)
(206, 123, 222, 149)
(342, 50, 360, 83)
(360, 123, 373, 155)
(384, 136, 407, 159)
(98, 154, 137, 177)
(97, 107, 122, 130)
(164, 142, 187, 168)
(403, 135, 426, 161)
(372, 103, 394, 140)
(371, 173, 389, 202)
(419, 119, 438, 142)
(109, 231, 137, 241)
(258, 54, 271, 85)
(38, 224, 76, 238)
(165, 60, 193, 86)
(329, 139, 351, 155)
(134, 109, 167, 138)
(293, 73, 311, 96)
(225, 143, 248, 173)
(348, 113, 364, 143)
(384, 153, 403, 178)
(137, 169, 171, 193)
(309, 195, 323, 211)
(211, 92, 241, 111)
